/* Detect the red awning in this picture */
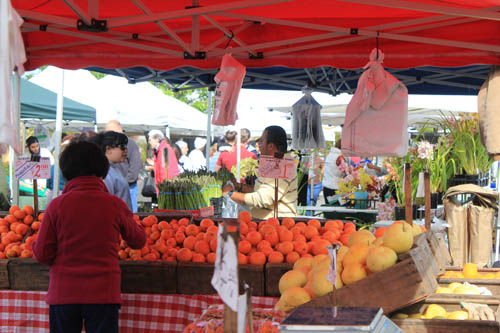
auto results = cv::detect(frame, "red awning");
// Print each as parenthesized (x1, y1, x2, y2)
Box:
(13, 0, 500, 71)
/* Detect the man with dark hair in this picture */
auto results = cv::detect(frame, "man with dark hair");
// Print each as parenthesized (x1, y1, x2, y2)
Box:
(26, 136, 40, 156)
(241, 128, 257, 155)
(33, 141, 146, 333)
(222, 125, 297, 219)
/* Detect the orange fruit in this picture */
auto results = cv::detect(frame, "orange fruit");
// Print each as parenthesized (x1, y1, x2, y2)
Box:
(301, 253, 313, 258)
(238, 211, 252, 223)
(344, 222, 356, 232)
(238, 240, 252, 254)
(282, 217, 295, 229)
(240, 221, 249, 235)
(259, 224, 275, 237)
(158, 221, 169, 230)
(260, 246, 273, 257)
(192, 253, 206, 263)
(279, 229, 294, 242)
(324, 220, 338, 232)
(210, 238, 218, 252)
(0, 225, 8, 234)
(37, 213, 45, 222)
(307, 219, 321, 230)
(196, 232, 206, 241)
(374, 227, 387, 238)
(13, 210, 25, 220)
(194, 240, 211, 255)
(267, 217, 280, 227)
(322, 231, 337, 244)
(246, 231, 262, 246)
(23, 215, 34, 225)
(8, 206, 20, 215)
(175, 232, 186, 244)
(185, 224, 199, 236)
(183, 236, 197, 250)
(286, 251, 300, 264)
(176, 248, 193, 262)
(249, 251, 266, 265)
(278, 241, 294, 255)
(204, 226, 218, 242)
(293, 233, 306, 243)
(304, 226, 319, 240)
(257, 240, 272, 251)
(206, 252, 217, 263)
(265, 232, 279, 247)
(335, 220, 344, 230)
(312, 239, 330, 255)
(293, 240, 308, 255)
(268, 251, 284, 263)
(238, 252, 248, 264)
(150, 231, 161, 241)
(339, 234, 350, 246)
(118, 250, 128, 260)
(22, 205, 34, 216)
(168, 247, 178, 258)
(200, 218, 215, 231)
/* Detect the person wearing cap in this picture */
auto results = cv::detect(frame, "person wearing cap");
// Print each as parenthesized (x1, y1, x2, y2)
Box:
(148, 130, 180, 189)
(189, 137, 207, 172)
(105, 120, 142, 213)
(175, 140, 194, 172)
(222, 125, 297, 219)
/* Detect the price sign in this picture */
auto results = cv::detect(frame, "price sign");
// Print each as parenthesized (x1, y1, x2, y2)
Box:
(15, 157, 51, 179)
(211, 225, 239, 311)
(258, 156, 296, 180)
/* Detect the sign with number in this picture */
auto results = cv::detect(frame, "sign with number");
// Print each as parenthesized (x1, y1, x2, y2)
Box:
(258, 156, 296, 180)
(15, 157, 51, 179)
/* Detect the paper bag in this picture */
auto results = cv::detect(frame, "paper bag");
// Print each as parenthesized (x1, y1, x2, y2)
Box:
(469, 204, 495, 267)
(444, 197, 468, 267)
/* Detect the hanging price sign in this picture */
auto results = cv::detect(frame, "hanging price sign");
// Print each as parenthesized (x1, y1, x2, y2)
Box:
(258, 156, 296, 180)
(15, 157, 50, 179)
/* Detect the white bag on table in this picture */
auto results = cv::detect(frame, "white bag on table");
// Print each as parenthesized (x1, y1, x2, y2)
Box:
(342, 49, 408, 157)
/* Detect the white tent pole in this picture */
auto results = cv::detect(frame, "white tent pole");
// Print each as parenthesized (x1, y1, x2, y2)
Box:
(10, 73, 21, 206)
(205, 90, 213, 170)
(52, 69, 65, 198)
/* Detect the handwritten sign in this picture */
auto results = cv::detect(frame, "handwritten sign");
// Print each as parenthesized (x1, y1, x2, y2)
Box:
(258, 156, 296, 180)
(211, 226, 239, 311)
(15, 157, 51, 179)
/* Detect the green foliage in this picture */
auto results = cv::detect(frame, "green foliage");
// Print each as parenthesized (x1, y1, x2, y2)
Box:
(152, 82, 210, 114)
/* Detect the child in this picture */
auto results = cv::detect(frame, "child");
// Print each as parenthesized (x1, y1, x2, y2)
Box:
(33, 141, 146, 333)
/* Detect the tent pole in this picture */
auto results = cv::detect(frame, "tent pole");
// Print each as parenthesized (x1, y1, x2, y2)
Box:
(10, 73, 21, 206)
(52, 69, 65, 198)
(205, 89, 213, 170)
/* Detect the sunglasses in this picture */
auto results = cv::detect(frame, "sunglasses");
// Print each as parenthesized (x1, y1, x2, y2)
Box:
(113, 143, 128, 150)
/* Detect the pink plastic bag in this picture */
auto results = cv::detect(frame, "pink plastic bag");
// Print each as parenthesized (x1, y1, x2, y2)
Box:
(212, 54, 246, 126)
(342, 49, 408, 157)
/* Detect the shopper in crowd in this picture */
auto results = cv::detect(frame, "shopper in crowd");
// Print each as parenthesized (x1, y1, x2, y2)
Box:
(33, 140, 146, 333)
(175, 140, 194, 172)
(172, 143, 185, 173)
(105, 120, 142, 213)
(148, 130, 180, 189)
(222, 125, 297, 219)
(322, 140, 344, 204)
(208, 140, 220, 172)
(304, 152, 325, 208)
(26, 135, 54, 164)
(46, 135, 73, 204)
(90, 131, 132, 211)
(215, 129, 257, 172)
(241, 128, 257, 155)
(0, 145, 10, 211)
(189, 137, 207, 171)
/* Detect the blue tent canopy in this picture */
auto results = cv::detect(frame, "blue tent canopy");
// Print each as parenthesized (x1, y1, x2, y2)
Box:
(20, 79, 96, 123)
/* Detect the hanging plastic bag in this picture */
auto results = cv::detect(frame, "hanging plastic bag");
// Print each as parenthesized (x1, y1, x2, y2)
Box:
(291, 87, 326, 149)
(212, 54, 246, 126)
(342, 49, 408, 157)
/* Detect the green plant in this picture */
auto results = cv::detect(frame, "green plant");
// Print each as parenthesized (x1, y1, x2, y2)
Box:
(429, 136, 456, 192)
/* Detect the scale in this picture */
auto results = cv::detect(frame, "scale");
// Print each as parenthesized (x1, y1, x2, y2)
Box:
(279, 307, 402, 333)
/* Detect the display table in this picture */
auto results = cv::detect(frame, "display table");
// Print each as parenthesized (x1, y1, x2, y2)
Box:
(0, 290, 278, 332)
(302, 205, 378, 222)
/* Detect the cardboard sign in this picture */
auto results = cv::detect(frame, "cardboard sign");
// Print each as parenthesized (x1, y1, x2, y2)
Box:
(211, 226, 239, 311)
(15, 157, 50, 179)
(258, 156, 296, 180)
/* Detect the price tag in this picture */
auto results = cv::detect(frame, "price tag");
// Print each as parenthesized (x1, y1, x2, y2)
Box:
(327, 245, 338, 288)
(15, 157, 51, 179)
(211, 225, 239, 311)
(258, 156, 296, 180)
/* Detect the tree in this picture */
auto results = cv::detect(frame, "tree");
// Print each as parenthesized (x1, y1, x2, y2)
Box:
(152, 82, 210, 114)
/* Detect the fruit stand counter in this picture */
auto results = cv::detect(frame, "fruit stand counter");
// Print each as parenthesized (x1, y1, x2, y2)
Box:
(0, 290, 278, 332)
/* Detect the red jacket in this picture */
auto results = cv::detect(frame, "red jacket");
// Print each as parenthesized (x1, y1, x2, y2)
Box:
(33, 176, 146, 305)
(216, 144, 257, 172)
(154, 140, 180, 186)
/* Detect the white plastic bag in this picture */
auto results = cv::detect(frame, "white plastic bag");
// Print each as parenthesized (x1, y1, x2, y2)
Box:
(291, 87, 326, 149)
(342, 49, 408, 157)
(212, 54, 246, 126)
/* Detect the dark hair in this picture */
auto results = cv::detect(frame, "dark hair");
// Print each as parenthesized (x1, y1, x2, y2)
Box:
(173, 144, 182, 161)
(60, 141, 109, 181)
(225, 130, 237, 143)
(90, 131, 128, 153)
(241, 128, 251, 143)
(72, 130, 97, 143)
(264, 125, 287, 153)
(26, 136, 38, 146)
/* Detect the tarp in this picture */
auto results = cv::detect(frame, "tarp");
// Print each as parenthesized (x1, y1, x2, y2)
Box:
(20, 78, 96, 122)
(13, 1, 500, 71)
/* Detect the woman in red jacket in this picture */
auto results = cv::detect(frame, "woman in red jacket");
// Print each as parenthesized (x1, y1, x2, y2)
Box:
(33, 141, 146, 333)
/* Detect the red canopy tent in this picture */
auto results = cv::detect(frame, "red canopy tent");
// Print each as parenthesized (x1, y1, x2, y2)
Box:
(13, 0, 500, 72)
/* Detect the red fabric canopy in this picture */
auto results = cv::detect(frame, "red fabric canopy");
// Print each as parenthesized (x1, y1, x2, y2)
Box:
(13, 0, 500, 71)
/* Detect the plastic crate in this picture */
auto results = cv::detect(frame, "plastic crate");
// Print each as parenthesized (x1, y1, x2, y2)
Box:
(447, 172, 489, 188)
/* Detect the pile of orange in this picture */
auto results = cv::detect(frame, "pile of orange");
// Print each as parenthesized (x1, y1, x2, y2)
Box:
(0, 205, 41, 259)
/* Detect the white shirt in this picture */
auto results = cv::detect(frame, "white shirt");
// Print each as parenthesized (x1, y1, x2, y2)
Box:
(322, 147, 343, 190)
(189, 149, 206, 172)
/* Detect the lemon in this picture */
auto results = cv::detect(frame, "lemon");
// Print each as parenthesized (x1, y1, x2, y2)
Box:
(435, 287, 452, 294)
(447, 311, 468, 320)
(424, 304, 447, 319)
(448, 282, 462, 292)
(392, 313, 408, 319)
(463, 263, 478, 279)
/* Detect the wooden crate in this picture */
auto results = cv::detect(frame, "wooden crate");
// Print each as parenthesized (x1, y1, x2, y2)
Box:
(421, 231, 452, 274)
(120, 260, 176, 294)
(391, 296, 500, 333)
(8, 258, 49, 291)
(439, 267, 500, 295)
(265, 263, 293, 297)
(304, 238, 439, 314)
(412, 232, 440, 277)
(0, 259, 8, 289)
(177, 262, 265, 296)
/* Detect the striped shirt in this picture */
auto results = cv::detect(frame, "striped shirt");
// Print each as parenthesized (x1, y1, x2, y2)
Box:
(244, 164, 297, 219)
